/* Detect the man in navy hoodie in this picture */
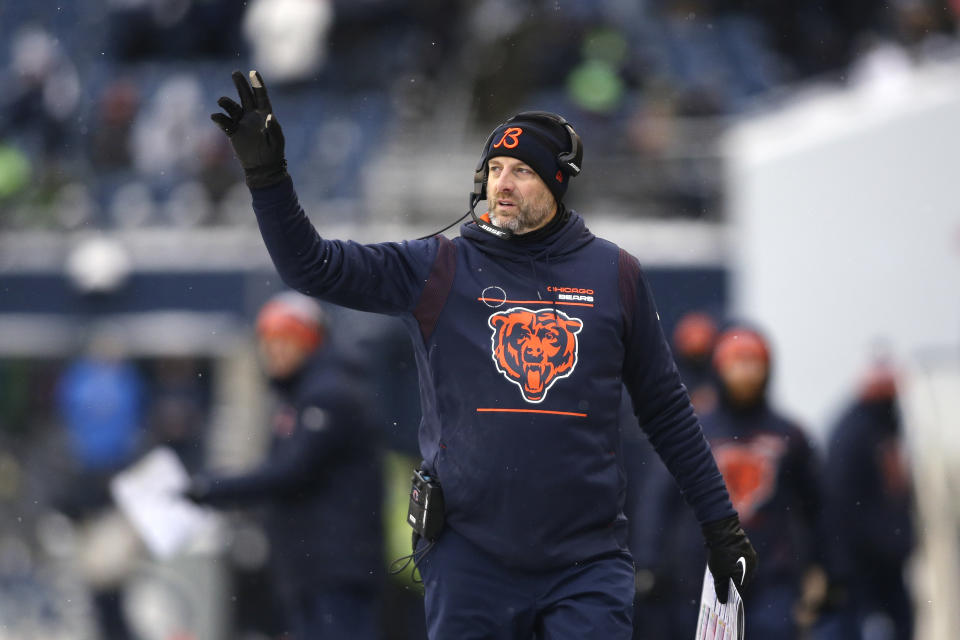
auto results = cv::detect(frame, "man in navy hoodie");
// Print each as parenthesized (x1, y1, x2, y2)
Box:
(210, 70, 757, 639)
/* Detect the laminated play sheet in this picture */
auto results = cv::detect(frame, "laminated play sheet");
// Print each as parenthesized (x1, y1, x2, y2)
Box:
(110, 447, 217, 559)
(694, 565, 744, 640)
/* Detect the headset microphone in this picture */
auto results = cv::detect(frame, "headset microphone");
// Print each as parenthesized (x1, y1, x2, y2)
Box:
(415, 208, 472, 241)
(416, 192, 510, 241)
(415, 163, 512, 241)
(468, 191, 514, 240)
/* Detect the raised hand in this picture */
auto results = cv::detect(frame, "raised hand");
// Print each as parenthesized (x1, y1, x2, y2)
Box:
(211, 70, 288, 189)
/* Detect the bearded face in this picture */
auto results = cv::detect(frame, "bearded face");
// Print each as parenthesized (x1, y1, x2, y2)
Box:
(486, 157, 557, 234)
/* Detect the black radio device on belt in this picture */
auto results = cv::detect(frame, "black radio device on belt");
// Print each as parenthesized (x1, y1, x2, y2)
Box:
(407, 468, 445, 541)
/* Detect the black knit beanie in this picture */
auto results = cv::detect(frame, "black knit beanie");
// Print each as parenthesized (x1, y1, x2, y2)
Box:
(480, 116, 573, 203)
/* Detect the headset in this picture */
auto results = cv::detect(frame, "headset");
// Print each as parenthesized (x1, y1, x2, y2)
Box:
(417, 111, 583, 240)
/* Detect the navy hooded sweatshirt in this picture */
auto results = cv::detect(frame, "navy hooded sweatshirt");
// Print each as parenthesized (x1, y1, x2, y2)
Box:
(251, 177, 734, 571)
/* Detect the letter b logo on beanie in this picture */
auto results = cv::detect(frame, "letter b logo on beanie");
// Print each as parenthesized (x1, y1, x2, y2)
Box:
(493, 127, 523, 149)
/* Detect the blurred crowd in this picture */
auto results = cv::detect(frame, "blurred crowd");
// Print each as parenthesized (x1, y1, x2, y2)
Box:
(1, 0, 959, 230)
(626, 312, 915, 640)
(0, 345, 214, 638)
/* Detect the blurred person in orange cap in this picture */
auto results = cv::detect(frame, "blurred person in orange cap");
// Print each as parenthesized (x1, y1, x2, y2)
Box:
(639, 323, 829, 639)
(185, 291, 384, 640)
(816, 359, 913, 640)
(672, 311, 719, 414)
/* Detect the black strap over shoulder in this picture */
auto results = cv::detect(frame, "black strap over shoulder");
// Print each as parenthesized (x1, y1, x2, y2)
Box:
(413, 235, 457, 342)
(617, 248, 640, 340)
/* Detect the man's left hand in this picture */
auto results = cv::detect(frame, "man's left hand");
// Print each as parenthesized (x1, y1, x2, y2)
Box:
(701, 514, 759, 603)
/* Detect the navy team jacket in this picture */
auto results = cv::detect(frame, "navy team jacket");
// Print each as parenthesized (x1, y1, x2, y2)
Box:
(251, 177, 734, 571)
(196, 349, 383, 592)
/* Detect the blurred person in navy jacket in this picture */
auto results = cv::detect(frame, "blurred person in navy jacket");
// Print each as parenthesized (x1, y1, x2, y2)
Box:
(816, 362, 914, 640)
(639, 324, 827, 638)
(704, 326, 828, 638)
(186, 291, 384, 640)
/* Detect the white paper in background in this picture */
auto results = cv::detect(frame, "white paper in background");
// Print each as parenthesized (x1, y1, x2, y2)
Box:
(110, 447, 217, 559)
(695, 565, 745, 640)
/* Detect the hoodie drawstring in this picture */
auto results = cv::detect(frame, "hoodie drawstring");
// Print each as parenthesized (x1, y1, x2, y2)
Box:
(526, 249, 559, 318)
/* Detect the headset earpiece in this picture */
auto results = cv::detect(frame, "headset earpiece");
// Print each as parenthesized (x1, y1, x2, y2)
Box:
(473, 167, 487, 202)
(557, 123, 582, 176)
(473, 127, 498, 203)
(509, 111, 582, 177)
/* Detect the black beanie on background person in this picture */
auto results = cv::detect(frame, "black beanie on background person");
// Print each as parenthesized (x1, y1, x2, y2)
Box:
(481, 117, 573, 204)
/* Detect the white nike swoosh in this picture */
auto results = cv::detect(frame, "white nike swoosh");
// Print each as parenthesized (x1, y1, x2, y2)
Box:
(736, 557, 747, 585)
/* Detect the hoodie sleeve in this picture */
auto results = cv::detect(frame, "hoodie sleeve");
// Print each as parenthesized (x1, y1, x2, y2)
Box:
(197, 392, 359, 506)
(618, 249, 735, 526)
(251, 177, 439, 314)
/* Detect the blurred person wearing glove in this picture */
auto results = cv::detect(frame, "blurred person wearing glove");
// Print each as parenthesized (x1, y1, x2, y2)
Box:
(211, 70, 755, 639)
(185, 291, 383, 640)
(639, 324, 826, 638)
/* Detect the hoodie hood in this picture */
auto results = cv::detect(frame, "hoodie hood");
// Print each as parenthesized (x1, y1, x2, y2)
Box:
(459, 209, 595, 261)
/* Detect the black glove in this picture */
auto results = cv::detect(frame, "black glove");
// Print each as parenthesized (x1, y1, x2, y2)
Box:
(701, 514, 758, 603)
(211, 70, 288, 189)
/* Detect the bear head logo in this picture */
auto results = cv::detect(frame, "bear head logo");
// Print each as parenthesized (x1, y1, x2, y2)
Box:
(488, 307, 583, 403)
